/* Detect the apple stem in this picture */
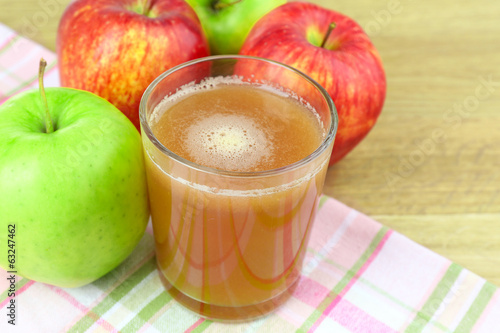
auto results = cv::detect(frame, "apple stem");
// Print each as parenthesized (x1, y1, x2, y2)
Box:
(320, 22, 336, 48)
(39, 58, 53, 134)
(213, 0, 243, 11)
(142, 0, 153, 16)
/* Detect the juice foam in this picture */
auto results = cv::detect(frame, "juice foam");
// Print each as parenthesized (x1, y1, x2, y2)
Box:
(151, 77, 324, 172)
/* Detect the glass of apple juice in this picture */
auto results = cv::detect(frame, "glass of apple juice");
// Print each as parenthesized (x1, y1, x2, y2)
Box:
(139, 55, 337, 321)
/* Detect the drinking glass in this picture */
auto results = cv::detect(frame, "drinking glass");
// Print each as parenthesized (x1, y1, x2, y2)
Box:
(139, 55, 337, 321)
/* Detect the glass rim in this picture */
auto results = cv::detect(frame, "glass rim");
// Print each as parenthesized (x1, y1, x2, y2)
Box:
(139, 55, 338, 178)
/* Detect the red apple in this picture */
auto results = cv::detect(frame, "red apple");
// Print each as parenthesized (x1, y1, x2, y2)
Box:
(57, 0, 210, 130)
(239, 2, 386, 165)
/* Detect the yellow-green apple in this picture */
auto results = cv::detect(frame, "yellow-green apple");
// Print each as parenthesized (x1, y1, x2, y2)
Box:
(57, 0, 210, 131)
(239, 2, 386, 165)
(0, 60, 149, 288)
(185, 0, 285, 55)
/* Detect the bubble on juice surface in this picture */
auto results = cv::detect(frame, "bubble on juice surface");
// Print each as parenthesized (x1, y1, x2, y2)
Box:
(185, 114, 271, 171)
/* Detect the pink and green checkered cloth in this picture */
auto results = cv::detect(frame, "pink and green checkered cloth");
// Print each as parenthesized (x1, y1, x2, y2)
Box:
(1, 23, 499, 333)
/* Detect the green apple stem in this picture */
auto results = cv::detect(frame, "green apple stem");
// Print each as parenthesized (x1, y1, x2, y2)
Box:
(142, 0, 153, 16)
(39, 58, 53, 134)
(213, 0, 244, 11)
(320, 22, 336, 48)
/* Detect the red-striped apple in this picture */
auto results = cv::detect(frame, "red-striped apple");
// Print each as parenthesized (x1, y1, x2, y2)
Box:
(239, 2, 386, 165)
(57, 0, 210, 131)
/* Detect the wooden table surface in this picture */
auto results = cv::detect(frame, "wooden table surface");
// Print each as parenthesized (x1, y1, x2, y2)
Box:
(1, 0, 499, 285)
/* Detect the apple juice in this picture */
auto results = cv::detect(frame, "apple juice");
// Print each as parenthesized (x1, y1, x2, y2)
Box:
(144, 79, 331, 312)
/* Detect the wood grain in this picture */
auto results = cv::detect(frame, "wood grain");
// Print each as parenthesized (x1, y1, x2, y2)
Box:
(1, 0, 499, 285)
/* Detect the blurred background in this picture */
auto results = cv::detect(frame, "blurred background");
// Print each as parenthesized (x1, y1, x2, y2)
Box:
(1, 0, 499, 284)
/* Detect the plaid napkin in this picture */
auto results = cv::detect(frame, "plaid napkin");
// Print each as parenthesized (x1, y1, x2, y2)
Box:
(1, 23, 499, 333)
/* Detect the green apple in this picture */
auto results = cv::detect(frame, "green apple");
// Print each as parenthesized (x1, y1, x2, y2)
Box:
(185, 0, 285, 54)
(0, 60, 149, 288)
